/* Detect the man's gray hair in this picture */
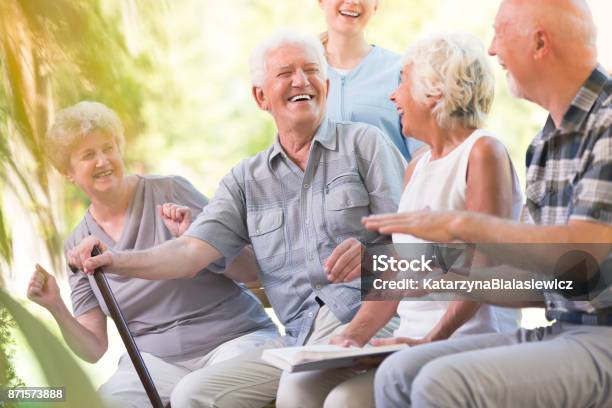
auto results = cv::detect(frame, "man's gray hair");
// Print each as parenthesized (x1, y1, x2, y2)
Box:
(249, 29, 328, 87)
(403, 31, 495, 129)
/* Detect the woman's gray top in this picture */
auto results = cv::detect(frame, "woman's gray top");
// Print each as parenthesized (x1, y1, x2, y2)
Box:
(67, 175, 275, 361)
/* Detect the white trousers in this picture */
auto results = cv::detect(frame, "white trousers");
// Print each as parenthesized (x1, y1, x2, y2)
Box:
(98, 327, 279, 408)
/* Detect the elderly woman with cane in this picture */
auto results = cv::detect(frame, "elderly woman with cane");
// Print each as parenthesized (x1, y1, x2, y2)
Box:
(27, 101, 278, 408)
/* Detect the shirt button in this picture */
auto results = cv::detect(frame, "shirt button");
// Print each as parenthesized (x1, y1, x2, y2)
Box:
(346, 199, 352, 205)
(256, 228, 261, 234)
(315, 284, 322, 290)
(308, 312, 314, 317)
(304, 183, 310, 189)
(305, 219, 310, 226)
(308, 254, 314, 261)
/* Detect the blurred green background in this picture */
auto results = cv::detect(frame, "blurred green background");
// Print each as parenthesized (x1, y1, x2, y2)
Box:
(0, 0, 610, 397)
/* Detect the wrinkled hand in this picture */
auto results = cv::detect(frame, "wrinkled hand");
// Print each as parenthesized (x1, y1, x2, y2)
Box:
(27, 264, 61, 310)
(325, 238, 363, 283)
(370, 336, 429, 347)
(330, 333, 383, 370)
(330, 333, 363, 348)
(66, 235, 111, 274)
(363, 210, 462, 242)
(159, 203, 192, 237)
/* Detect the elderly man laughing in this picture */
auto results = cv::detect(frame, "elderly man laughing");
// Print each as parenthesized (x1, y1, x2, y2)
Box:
(365, 1, 612, 407)
(70, 30, 405, 407)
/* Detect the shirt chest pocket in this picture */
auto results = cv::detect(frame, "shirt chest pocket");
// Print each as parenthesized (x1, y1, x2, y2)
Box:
(248, 209, 286, 272)
(324, 173, 370, 238)
(525, 178, 574, 223)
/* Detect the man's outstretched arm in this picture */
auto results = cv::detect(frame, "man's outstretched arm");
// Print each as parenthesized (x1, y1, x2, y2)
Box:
(67, 235, 221, 279)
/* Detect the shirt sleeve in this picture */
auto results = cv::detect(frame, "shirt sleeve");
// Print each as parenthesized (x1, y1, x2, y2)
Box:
(569, 127, 612, 224)
(357, 126, 407, 216)
(183, 164, 250, 267)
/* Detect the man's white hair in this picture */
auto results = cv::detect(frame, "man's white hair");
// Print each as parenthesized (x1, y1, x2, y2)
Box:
(249, 29, 328, 87)
(403, 31, 495, 129)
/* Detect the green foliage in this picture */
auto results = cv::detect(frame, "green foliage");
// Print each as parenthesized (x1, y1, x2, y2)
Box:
(0, 0, 149, 268)
(0, 290, 107, 408)
(0, 307, 24, 408)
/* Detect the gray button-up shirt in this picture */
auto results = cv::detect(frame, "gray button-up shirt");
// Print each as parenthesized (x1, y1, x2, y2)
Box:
(186, 118, 406, 344)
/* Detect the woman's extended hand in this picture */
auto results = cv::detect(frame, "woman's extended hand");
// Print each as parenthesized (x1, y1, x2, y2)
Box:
(159, 202, 192, 237)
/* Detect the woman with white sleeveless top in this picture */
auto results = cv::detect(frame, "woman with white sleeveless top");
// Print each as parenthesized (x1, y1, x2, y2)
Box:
(319, 32, 523, 407)
(391, 126, 522, 339)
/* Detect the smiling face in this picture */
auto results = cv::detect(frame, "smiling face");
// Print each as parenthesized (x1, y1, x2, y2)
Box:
(390, 65, 435, 141)
(66, 130, 125, 198)
(488, 1, 536, 100)
(319, 0, 378, 36)
(253, 43, 328, 132)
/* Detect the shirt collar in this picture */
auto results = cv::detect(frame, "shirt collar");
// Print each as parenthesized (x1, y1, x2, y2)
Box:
(268, 117, 336, 164)
(312, 117, 336, 150)
(556, 64, 609, 134)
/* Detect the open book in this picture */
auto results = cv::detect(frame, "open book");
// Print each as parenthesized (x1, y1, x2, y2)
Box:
(262, 344, 406, 373)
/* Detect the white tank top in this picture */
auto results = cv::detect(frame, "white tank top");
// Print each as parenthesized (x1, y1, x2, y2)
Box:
(393, 129, 523, 339)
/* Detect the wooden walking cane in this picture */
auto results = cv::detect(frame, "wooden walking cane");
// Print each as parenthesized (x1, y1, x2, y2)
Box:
(72, 246, 170, 408)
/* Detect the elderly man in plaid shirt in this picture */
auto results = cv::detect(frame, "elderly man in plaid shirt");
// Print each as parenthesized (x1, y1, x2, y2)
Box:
(364, 0, 612, 407)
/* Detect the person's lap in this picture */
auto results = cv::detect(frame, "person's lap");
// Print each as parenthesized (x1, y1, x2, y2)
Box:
(169, 338, 285, 408)
(99, 352, 188, 408)
(275, 316, 399, 408)
(99, 327, 279, 408)
(375, 323, 612, 408)
(162, 306, 344, 408)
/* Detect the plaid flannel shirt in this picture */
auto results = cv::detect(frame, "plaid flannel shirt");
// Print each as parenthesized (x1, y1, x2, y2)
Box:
(521, 65, 611, 319)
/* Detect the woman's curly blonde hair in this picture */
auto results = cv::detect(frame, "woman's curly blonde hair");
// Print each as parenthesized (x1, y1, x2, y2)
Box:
(403, 31, 495, 129)
(46, 101, 125, 174)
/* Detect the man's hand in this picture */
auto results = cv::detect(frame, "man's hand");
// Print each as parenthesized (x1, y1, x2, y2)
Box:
(66, 235, 112, 274)
(329, 333, 363, 348)
(159, 203, 192, 237)
(325, 238, 363, 283)
(27, 264, 62, 310)
(363, 210, 463, 242)
(370, 336, 429, 347)
(330, 333, 388, 370)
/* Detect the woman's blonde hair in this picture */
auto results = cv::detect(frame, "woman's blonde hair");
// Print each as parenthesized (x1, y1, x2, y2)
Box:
(403, 31, 495, 129)
(46, 101, 125, 174)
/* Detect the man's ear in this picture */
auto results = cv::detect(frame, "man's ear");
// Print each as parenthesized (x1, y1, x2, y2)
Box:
(252, 86, 268, 111)
(533, 28, 550, 60)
